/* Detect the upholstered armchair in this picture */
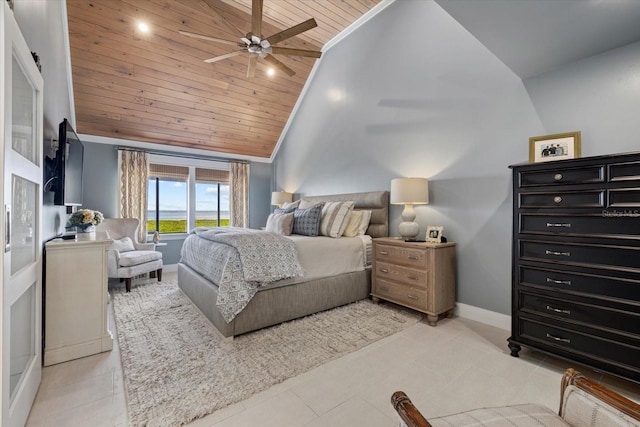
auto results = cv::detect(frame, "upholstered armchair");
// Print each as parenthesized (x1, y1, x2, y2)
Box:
(95, 218, 163, 292)
(392, 368, 640, 427)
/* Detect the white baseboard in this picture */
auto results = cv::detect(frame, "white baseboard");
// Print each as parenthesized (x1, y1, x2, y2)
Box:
(454, 302, 511, 331)
(163, 264, 178, 273)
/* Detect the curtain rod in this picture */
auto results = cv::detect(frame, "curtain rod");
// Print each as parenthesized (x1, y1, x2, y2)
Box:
(115, 146, 249, 164)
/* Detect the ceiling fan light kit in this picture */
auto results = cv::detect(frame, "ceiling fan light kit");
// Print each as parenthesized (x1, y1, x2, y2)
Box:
(180, 0, 322, 77)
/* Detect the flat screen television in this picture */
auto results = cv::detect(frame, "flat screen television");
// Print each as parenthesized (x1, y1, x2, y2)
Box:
(47, 119, 84, 206)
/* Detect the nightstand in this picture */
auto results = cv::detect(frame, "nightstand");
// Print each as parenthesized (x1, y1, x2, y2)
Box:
(371, 237, 456, 326)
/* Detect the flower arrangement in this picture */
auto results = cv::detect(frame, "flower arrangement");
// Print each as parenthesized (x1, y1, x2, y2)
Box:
(66, 209, 104, 228)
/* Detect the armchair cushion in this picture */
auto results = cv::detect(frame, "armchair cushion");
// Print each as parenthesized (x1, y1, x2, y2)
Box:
(118, 250, 162, 268)
(112, 237, 136, 253)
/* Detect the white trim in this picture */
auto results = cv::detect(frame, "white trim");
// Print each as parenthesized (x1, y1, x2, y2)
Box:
(60, 0, 76, 128)
(148, 153, 228, 170)
(79, 133, 271, 164)
(269, 0, 396, 162)
(162, 264, 178, 273)
(454, 302, 511, 331)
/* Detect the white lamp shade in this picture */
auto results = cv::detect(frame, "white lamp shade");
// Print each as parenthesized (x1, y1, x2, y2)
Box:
(390, 178, 429, 205)
(271, 191, 292, 206)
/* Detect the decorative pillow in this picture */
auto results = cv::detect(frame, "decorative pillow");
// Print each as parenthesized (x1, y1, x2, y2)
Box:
(298, 199, 325, 210)
(112, 237, 135, 253)
(282, 200, 300, 209)
(292, 205, 323, 236)
(274, 207, 296, 214)
(265, 212, 294, 236)
(320, 201, 355, 238)
(342, 210, 372, 237)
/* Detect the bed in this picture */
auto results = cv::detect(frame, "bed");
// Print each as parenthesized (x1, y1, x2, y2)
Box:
(177, 190, 389, 338)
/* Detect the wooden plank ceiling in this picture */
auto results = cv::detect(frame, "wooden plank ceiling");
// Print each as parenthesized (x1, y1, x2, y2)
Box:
(66, 0, 381, 159)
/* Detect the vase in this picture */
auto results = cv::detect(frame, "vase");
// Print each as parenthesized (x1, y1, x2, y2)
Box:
(76, 224, 95, 233)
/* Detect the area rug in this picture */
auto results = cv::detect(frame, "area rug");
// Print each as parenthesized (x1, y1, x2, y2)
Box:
(112, 280, 421, 427)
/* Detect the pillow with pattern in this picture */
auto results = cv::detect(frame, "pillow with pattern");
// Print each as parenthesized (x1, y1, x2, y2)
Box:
(274, 207, 296, 214)
(292, 205, 323, 236)
(265, 212, 294, 236)
(320, 201, 355, 238)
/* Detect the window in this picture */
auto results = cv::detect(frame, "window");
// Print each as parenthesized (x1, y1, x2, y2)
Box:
(147, 160, 230, 234)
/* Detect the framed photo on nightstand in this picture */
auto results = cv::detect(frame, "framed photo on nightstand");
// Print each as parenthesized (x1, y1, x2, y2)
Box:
(426, 226, 444, 243)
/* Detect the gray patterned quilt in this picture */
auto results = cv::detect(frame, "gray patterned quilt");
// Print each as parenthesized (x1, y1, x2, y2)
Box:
(180, 227, 304, 322)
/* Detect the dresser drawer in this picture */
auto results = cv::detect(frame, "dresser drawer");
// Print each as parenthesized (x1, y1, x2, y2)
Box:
(519, 166, 604, 187)
(519, 292, 640, 336)
(373, 278, 427, 310)
(608, 188, 640, 208)
(609, 161, 640, 183)
(519, 318, 640, 370)
(375, 244, 427, 269)
(520, 240, 640, 271)
(519, 213, 640, 239)
(519, 190, 604, 208)
(375, 261, 427, 289)
(519, 265, 640, 302)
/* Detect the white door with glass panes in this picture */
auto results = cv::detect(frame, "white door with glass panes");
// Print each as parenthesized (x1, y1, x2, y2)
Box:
(1, 2, 44, 426)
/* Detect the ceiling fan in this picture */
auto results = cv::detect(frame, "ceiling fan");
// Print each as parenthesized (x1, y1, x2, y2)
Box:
(180, 0, 322, 78)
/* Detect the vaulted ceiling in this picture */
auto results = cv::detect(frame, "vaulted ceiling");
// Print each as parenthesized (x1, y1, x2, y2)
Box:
(66, 0, 383, 159)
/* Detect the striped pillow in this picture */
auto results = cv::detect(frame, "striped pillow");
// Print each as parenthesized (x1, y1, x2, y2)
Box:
(320, 201, 355, 238)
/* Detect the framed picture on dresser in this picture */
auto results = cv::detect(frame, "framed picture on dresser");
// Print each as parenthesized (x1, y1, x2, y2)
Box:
(529, 131, 581, 163)
(426, 226, 443, 243)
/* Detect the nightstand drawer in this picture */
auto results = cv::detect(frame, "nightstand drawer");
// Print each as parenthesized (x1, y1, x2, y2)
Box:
(374, 278, 427, 309)
(375, 244, 427, 269)
(375, 261, 427, 288)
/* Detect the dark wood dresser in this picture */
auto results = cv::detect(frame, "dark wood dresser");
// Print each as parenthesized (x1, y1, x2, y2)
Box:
(509, 152, 640, 383)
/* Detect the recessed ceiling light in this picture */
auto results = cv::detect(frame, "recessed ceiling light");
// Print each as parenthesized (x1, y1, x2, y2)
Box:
(137, 21, 150, 33)
(266, 68, 275, 77)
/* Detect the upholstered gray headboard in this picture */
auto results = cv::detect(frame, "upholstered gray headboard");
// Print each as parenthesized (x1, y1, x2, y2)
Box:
(296, 191, 389, 238)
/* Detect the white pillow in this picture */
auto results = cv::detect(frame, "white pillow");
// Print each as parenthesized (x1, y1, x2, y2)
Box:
(112, 237, 135, 252)
(265, 212, 294, 236)
(320, 201, 355, 238)
(343, 210, 372, 237)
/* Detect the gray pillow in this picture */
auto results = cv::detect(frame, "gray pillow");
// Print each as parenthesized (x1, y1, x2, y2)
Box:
(265, 213, 294, 235)
(274, 207, 296, 214)
(292, 205, 322, 236)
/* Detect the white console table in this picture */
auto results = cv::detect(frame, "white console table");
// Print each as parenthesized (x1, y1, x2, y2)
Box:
(44, 232, 113, 366)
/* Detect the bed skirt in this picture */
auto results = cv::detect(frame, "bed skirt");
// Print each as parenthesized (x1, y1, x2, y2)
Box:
(178, 262, 371, 338)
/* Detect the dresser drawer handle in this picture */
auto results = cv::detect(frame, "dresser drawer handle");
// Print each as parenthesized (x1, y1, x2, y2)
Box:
(554, 173, 563, 181)
(546, 333, 570, 344)
(380, 268, 389, 273)
(407, 276, 419, 281)
(546, 305, 571, 315)
(545, 250, 570, 257)
(546, 223, 571, 228)
(407, 255, 420, 260)
(553, 196, 563, 203)
(546, 277, 572, 285)
(407, 294, 419, 300)
(379, 251, 389, 255)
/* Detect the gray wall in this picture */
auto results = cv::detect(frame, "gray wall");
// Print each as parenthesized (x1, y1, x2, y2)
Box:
(13, 0, 74, 240)
(274, 0, 640, 315)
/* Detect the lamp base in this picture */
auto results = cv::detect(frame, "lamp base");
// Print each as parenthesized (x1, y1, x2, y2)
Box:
(398, 221, 420, 240)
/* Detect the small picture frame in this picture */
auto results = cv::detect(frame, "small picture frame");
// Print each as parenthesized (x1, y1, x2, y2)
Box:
(426, 226, 444, 243)
(529, 131, 581, 163)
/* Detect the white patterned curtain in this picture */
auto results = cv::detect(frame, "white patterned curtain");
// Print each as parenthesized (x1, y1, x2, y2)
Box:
(118, 149, 149, 243)
(230, 162, 249, 227)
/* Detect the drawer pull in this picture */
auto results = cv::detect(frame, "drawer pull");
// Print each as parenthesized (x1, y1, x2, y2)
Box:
(546, 223, 571, 228)
(379, 251, 389, 255)
(553, 196, 563, 203)
(407, 255, 420, 260)
(546, 333, 570, 344)
(407, 276, 419, 281)
(554, 173, 563, 181)
(407, 294, 419, 300)
(546, 277, 572, 285)
(380, 268, 389, 273)
(546, 305, 571, 315)
(545, 250, 570, 257)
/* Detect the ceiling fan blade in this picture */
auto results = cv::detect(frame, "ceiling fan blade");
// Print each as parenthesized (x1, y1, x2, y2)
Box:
(247, 55, 258, 78)
(179, 30, 240, 47)
(270, 47, 321, 58)
(266, 18, 317, 45)
(252, 0, 263, 37)
(198, 0, 245, 38)
(263, 54, 295, 77)
(204, 50, 245, 63)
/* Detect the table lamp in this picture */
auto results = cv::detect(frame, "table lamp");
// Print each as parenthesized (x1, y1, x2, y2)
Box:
(271, 191, 292, 208)
(390, 177, 429, 241)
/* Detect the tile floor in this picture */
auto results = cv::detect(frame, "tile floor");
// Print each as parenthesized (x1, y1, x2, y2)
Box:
(26, 272, 640, 426)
